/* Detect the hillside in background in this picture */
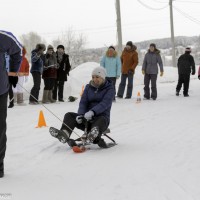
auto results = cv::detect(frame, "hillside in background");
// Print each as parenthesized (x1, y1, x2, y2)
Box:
(77, 35, 200, 67)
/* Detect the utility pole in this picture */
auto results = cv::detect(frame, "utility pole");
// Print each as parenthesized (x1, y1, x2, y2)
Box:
(169, 0, 176, 67)
(116, 0, 123, 54)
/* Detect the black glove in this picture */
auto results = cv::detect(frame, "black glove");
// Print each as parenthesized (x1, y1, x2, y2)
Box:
(191, 71, 195, 75)
(9, 76, 18, 88)
(198, 75, 200, 80)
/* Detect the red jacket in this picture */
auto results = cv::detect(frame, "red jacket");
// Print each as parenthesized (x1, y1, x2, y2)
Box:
(18, 47, 30, 76)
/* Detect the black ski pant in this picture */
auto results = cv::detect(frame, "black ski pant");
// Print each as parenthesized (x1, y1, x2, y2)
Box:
(106, 77, 116, 100)
(61, 112, 108, 142)
(29, 72, 41, 102)
(117, 73, 133, 98)
(0, 92, 8, 171)
(176, 74, 190, 95)
(144, 74, 158, 99)
(43, 78, 55, 90)
(53, 80, 65, 100)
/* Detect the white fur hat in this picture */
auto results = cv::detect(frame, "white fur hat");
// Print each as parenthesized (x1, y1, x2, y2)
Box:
(92, 67, 107, 80)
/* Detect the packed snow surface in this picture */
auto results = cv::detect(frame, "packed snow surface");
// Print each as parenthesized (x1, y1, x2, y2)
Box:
(1, 62, 200, 200)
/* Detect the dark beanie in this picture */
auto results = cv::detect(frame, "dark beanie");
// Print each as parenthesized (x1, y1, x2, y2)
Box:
(150, 43, 156, 48)
(57, 45, 65, 50)
(36, 43, 46, 51)
(108, 46, 115, 50)
(185, 47, 191, 52)
(126, 41, 133, 47)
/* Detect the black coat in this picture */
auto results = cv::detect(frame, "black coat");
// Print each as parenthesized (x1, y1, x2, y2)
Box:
(177, 53, 195, 75)
(56, 53, 71, 81)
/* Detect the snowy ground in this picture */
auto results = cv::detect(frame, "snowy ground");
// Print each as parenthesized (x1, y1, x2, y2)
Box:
(0, 63, 200, 200)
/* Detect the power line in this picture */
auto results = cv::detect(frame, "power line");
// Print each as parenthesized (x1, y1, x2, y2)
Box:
(151, 0, 168, 3)
(152, 0, 200, 4)
(39, 20, 172, 37)
(176, 0, 200, 3)
(173, 6, 200, 26)
(137, 0, 168, 10)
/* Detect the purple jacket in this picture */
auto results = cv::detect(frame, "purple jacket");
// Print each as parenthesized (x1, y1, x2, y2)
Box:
(78, 80, 114, 124)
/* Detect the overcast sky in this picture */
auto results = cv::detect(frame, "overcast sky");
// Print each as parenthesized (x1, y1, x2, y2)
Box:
(1, 0, 200, 48)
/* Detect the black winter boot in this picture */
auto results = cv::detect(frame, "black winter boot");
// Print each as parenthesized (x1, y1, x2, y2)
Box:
(8, 101, 14, 108)
(0, 162, 4, 178)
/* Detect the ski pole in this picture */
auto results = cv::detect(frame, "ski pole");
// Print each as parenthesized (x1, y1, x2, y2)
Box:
(81, 119, 88, 146)
(9, 96, 14, 103)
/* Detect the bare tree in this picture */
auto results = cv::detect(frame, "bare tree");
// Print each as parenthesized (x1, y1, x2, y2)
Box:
(20, 32, 46, 61)
(52, 28, 87, 68)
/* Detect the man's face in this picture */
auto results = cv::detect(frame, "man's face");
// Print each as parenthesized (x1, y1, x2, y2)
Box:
(149, 46, 155, 52)
(57, 48, 64, 54)
(126, 45, 131, 50)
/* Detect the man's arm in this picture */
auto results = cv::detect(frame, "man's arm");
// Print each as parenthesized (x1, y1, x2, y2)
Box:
(0, 31, 22, 72)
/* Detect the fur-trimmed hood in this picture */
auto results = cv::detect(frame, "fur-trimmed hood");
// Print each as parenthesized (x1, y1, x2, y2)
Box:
(148, 48, 160, 54)
(106, 50, 118, 57)
(124, 44, 137, 52)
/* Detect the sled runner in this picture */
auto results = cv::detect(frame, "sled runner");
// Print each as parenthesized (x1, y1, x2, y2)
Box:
(49, 125, 117, 153)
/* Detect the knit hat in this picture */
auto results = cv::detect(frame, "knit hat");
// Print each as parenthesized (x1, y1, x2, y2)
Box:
(185, 47, 191, 52)
(150, 43, 156, 48)
(36, 43, 46, 51)
(92, 67, 107, 80)
(126, 41, 133, 47)
(47, 45, 54, 50)
(57, 45, 65, 50)
(108, 46, 115, 50)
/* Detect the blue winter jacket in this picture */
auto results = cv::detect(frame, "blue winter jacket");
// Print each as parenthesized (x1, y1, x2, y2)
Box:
(30, 50, 44, 74)
(0, 30, 22, 95)
(100, 52, 121, 78)
(78, 80, 115, 125)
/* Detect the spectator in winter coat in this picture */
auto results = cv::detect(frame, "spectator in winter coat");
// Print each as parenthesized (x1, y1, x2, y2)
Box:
(42, 45, 58, 103)
(0, 30, 22, 178)
(176, 47, 195, 97)
(117, 41, 138, 99)
(142, 43, 164, 100)
(13, 46, 30, 105)
(50, 67, 115, 148)
(29, 43, 46, 104)
(52, 45, 71, 102)
(100, 46, 121, 101)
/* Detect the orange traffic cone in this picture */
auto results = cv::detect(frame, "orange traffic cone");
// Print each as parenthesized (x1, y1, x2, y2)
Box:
(136, 92, 141, 103)
(36, 110, 47, 128)
(80, 85, 84, 97)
